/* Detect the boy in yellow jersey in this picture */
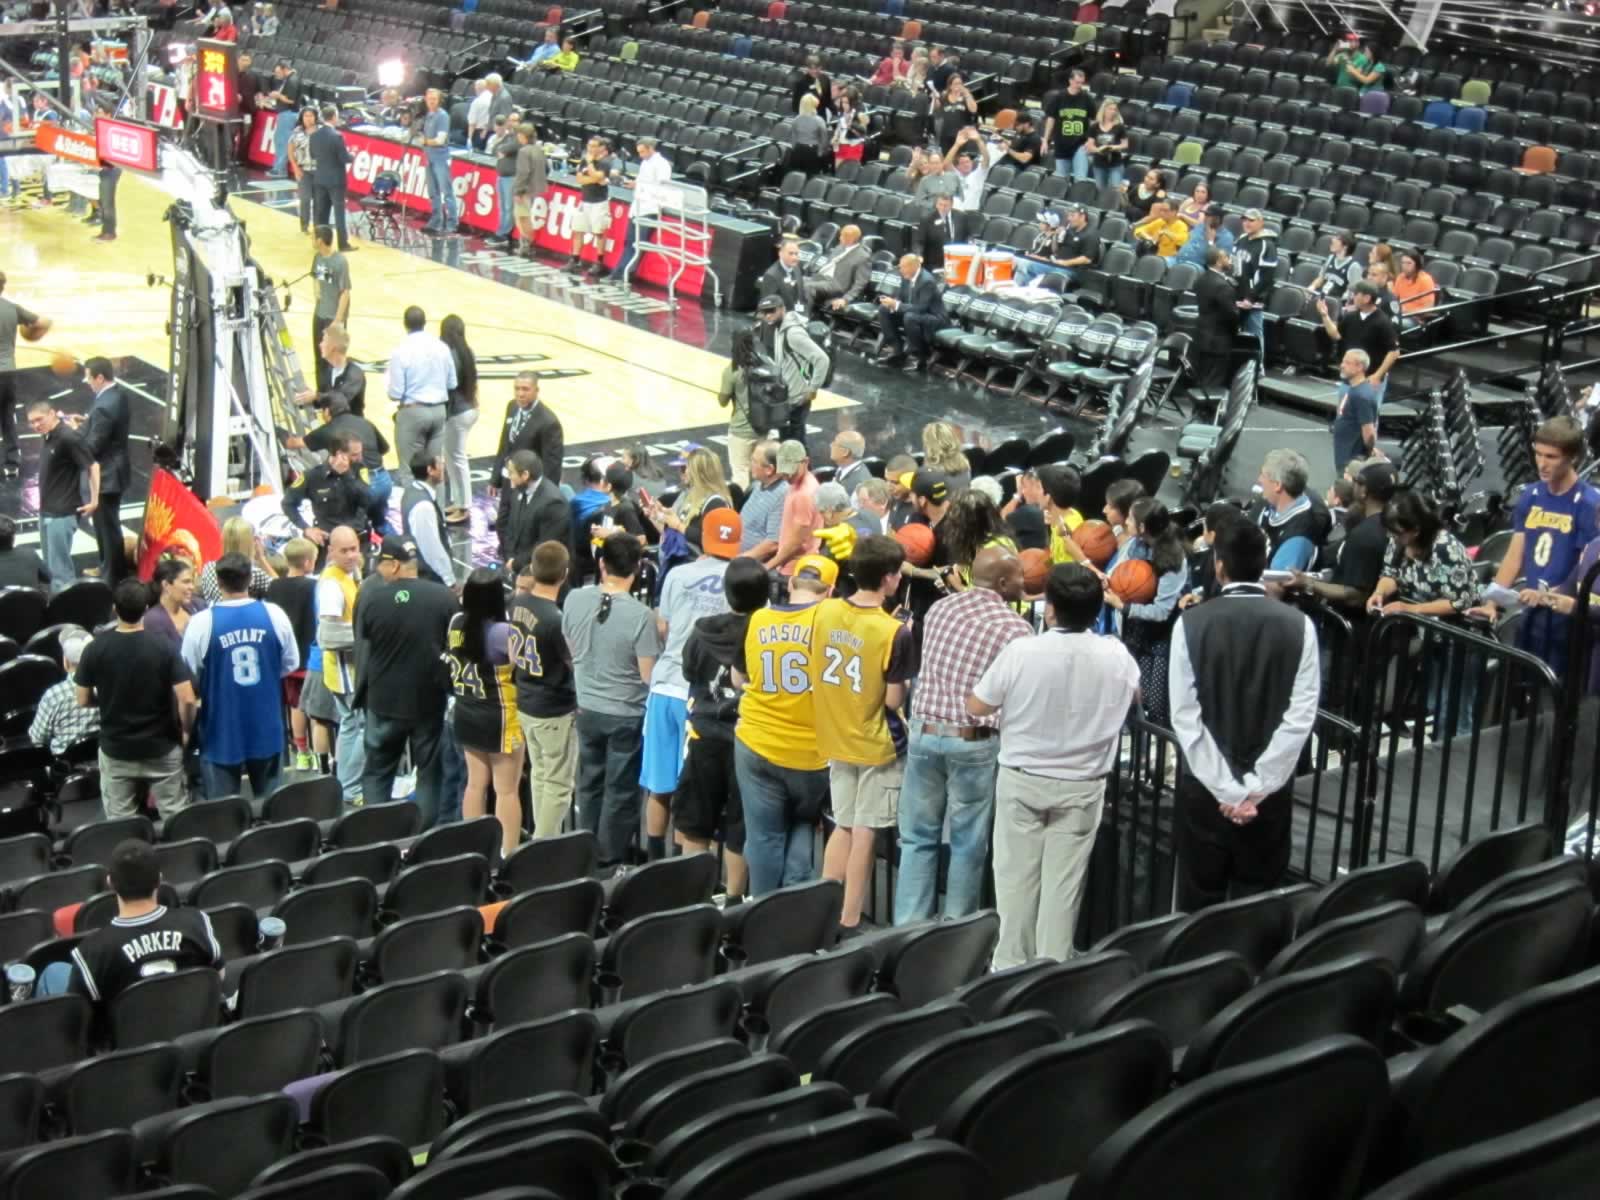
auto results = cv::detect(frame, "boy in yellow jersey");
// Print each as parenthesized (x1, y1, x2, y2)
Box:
(732, 554, 837, 895)
(812, 535, 913, 932)
(1028, 463, 1090, 565)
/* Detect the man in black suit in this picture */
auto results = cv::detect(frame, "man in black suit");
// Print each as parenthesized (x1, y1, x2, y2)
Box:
(1192, 246, 1241, 397)
(914, 194, 972, 274)
(492, 372, 564, 550)
(877, 253, 947, 373)
(756, 239, 805, 313)
(309, 104, 354, 251)
(500, 449, 571, 572)
(76, 357, 131, 586)
(790, 56, 835, 119)
(0, 516, 48, 589)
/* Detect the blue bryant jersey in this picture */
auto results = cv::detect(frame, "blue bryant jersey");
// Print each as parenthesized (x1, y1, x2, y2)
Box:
(200, 601, 286, 764)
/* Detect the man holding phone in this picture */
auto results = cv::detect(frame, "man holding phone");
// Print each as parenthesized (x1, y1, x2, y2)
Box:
(569, 136, 618, 277)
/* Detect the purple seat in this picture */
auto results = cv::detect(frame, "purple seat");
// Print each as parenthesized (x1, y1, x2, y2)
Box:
(1358, 90, 1391, 116)
(282, 1071, 338, 1122)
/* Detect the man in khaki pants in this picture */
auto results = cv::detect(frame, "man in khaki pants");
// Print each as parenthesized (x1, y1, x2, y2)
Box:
(510, 543, 579, 837)
(968, 563, 1140, 968)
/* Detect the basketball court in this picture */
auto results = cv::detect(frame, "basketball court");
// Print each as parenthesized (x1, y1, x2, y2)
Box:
(0, 169, 855, 522)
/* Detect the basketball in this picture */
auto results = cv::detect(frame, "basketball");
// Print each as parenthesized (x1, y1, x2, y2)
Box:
(1019, 547, 1051, 595)
(894, 522, 936, 567)
(49, 351, 77, 376)
(20, 317, 51, 343)
(1075, 520, 1118, 567)
(1109, 558, 1159, 605)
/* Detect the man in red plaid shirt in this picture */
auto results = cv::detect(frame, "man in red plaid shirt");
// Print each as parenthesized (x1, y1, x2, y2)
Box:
(894, 546, 1031, 922)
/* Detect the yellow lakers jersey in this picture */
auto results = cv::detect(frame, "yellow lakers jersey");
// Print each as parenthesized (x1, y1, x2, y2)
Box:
(446, 615, 522, 754)
(809, 597, 903, 767)
(736, 601, 827, 772)
(320, 564, 359, 695)
(1048, 506, 1086, 564)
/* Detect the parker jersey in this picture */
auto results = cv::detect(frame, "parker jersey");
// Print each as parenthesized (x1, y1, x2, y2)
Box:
(69, 906, 223, 1005)
(809, 598, 912, 767)
(736, 600, 827, 772)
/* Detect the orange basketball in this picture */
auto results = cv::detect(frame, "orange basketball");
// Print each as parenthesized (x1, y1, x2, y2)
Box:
(1019, 547, 1051, 595)
(894, 522, 936, 567)
(1075, 519, 1118, 567)
(1109, 558, 1159, 605)
(49, 351, 77, 376)
(20, 317, 51, 343)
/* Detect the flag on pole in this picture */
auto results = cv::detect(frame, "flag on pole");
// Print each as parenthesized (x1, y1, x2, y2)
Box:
(137, 468, 223, 580)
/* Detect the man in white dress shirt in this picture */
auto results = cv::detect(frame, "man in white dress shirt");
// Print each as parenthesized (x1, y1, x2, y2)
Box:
(1169, 521, 1319, 910)
(611, 137, 672, 283)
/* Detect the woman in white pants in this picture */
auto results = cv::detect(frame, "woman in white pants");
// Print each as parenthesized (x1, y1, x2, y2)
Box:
(439, 314, 479, 523)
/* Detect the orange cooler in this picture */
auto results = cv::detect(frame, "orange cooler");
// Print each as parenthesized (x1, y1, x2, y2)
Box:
(944, 243, 976, 285)
(981, 250, 1016, 286)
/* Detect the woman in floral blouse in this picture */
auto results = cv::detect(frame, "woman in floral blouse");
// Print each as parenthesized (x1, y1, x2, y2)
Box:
(1366, 490, 1480, 735)
(1365, 490, 1478, 616)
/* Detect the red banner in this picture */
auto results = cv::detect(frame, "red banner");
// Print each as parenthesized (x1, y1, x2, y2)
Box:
(33, 122, 99, 167)
(246, 113, 708, 296)
(137, 468, 223, 580)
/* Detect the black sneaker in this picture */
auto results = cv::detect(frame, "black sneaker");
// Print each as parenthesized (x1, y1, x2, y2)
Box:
(836, 922, 865, 941)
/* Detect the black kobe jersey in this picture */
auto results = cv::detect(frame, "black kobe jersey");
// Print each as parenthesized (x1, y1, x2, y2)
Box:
(69, 906, 223, 1004)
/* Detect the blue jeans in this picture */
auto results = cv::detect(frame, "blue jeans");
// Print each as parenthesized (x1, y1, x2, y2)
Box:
(363, 708, 445, 830)
(496, 176, 514, 237)
(1015, 262, 1076, 288)
(270, 111, 296, 175)
(38, 962, 72, 996)
(202, 755, 283, 803)
(1053, 145, 1090, 180)
(438, 712, 466, 826)
(575, 708, 644, 868)
(366, 468, 395, 537)
(1091, 163, 1123, 191)
(1240, 307, 1266, 362)
(333, 691, 365, 804)
(610, 216, 644, 280)
(39, 514, 77, 593)
(733, 739, 827, 896)
(895, 729, 999, 923)
(425, 153, 456, 229)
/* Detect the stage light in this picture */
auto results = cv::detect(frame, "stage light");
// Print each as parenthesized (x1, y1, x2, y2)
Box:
(377, 59, 406, 88)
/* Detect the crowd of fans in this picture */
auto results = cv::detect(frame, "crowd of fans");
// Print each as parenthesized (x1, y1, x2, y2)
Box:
(19, 383, 1590, 958)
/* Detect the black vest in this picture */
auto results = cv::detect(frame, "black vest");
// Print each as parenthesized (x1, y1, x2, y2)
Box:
(1179, 585, 1307, 781)
(402, 480, 450, 584)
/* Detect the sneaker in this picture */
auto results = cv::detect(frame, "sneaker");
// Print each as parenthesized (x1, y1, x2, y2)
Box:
(293, 750, 318, 771)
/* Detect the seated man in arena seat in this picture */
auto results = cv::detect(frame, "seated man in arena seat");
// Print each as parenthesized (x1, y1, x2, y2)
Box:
(1015, 205, 1098, 287)
(38, 840, 223, 1004)
(1133, 199, 1190, 263)
(876, 253, 946, 373)
(30, 626, 100, 757)
(801, 225, 872, 315)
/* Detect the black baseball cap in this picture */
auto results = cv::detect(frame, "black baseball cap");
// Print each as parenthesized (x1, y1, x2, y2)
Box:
(1357, 461, 1399, 501)
(756, 295, 786, 313)
(912, 469, 950, 504)
(378, 535, 415, 563)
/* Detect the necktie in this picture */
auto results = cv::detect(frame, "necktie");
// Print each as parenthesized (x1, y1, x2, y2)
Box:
(946, 215, 953, 239)
(509, 406, 529, 440)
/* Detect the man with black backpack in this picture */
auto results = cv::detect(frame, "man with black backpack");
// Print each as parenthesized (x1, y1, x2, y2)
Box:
(755, 295, 831, 446)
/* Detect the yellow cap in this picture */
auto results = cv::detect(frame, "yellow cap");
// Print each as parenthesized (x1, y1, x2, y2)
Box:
(792, 554, 841, 588)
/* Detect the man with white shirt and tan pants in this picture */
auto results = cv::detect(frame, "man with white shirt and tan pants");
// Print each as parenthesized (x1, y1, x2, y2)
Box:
(968, 562, 1140, 967)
